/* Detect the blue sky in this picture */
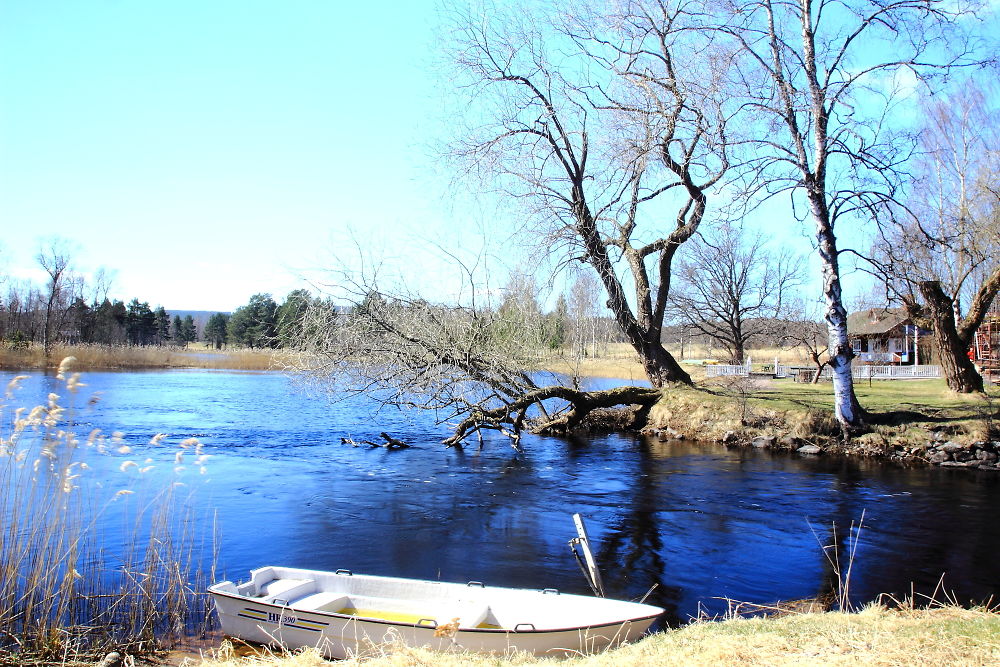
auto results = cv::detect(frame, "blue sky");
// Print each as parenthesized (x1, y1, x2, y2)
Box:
(1, 1, 995, 314)
(0, 0, 471, 311)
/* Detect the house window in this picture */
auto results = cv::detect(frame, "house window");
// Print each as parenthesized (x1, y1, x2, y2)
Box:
(852, 339, 862, 354)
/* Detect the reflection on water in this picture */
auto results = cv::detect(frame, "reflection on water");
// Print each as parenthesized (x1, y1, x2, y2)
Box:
(3, 369, 1000, 626)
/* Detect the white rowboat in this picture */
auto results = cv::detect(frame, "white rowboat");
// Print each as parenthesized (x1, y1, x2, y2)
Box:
(209, 566, 664, 658)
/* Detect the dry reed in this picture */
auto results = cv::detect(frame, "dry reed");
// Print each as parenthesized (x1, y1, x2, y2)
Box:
(1, 342, 809, 378)
(537, 343, 813, 381)
(0, 359, 216, 665)
(0, 343, 283, 372)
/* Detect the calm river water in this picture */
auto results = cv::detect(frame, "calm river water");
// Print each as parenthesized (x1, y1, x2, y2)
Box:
(4, 368, 1000, 626)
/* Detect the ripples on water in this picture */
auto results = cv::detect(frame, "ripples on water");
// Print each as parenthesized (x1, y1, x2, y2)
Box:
(3, 369, 999, 626)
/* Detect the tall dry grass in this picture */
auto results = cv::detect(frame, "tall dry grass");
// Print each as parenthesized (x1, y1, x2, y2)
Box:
(537, 343, 814, 381)
(0, 343, 283, 372)
(661, 343, 813, 365)
(0, 341, 810, 378)
(0, 359, 216, 665)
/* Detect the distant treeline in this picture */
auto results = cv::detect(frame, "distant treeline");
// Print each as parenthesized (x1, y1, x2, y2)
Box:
(2, 264, 788, 358)
(0, 283, 313, 351)
(1, 294, 198, 348)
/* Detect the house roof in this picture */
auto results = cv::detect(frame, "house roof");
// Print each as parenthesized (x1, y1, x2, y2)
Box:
(847, 307, 911, 336)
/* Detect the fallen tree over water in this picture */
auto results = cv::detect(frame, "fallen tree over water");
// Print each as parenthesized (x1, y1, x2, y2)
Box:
(445, 384, 661, 447)
(287, 279, 661, 449)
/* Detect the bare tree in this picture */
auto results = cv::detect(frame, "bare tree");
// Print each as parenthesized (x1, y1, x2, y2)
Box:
(711, 0, 988, 431)
(873, 82, 1000, 392)
(446, 0, 742, 387)
(781, 301, 831, 383)
(36, 238, 75, 359)
(666, 221, 804, 363)
(496, 270, 545, 350)
(569, 271, 600, 361)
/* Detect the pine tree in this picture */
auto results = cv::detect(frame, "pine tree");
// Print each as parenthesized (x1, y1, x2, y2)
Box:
(182, 315, 197, 344)
(154, 306, 171, 345)
(171, 315, 184, 345)
(204, 313, 230, 350)
(125, 299, 156, 345)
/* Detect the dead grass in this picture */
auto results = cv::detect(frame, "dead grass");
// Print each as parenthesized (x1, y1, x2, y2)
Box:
(536, 343, 812, 381)
(0, 342, 801, 379)
(0, 343, 283, 371)
(538, 344, 647, 381)
(180, 605, 1000, 667)
(663, 343, 810, 366)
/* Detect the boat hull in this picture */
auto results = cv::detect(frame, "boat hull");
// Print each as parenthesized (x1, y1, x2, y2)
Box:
(210, 566, 662, 659)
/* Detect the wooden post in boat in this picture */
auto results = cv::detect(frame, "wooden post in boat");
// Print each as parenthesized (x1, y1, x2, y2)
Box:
(572, 513, 605, 597)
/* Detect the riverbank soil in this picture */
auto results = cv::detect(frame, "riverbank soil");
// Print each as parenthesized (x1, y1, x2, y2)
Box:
(645, 378, 1000, 467)
(178, 606, 1000, 666)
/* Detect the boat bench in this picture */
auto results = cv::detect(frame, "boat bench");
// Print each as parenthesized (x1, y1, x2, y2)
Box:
(290, 591, 351, 612)
(254, 578, 317, 604)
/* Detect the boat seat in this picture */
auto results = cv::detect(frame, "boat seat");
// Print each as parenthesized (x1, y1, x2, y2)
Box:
(289, 591, 351, 612)
(257, 578, 316, 603)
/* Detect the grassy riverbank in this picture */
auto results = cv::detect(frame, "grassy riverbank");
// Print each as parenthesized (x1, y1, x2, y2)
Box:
(538, 343, 1000, 462)
(180, 605, 1000, 666)
(645, 377, 999, 459)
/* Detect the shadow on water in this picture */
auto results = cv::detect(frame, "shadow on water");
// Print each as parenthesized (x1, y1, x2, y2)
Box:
(4, 369, 1000, 626)
(591, 436, 682, 625)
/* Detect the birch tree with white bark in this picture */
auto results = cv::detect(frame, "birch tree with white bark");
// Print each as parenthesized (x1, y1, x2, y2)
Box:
(710, 0, 988, 431)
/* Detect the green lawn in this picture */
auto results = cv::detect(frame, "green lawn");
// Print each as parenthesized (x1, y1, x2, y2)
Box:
(752, 378, 997, 425)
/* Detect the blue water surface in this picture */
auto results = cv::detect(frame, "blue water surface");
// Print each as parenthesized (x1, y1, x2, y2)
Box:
(3, 368, 998, 626)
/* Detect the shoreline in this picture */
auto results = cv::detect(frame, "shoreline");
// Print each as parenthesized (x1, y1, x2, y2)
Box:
(169, 604, 999, 666)
(639, 380, 1000, 473)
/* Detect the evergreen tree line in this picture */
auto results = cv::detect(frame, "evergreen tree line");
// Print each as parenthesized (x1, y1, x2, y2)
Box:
(205, 290, 314, 350)
(0, 288, 201, 348)
(0, 274, 317, 351)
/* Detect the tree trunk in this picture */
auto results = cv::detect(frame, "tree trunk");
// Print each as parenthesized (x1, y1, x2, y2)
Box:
(443, 384, 662, 447)
(810, 351, 827, 384)
(919, 281, 985, 393)
(733, 340, 746, 365)
(811, 193, 865, 430)
(639, 340, 692, 387)
(935, 336, 984, 393)
(575, 203, 692, 388)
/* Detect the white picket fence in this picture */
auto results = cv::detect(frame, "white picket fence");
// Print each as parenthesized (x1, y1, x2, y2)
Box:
(705, 360, 941, 380)
(834, 364, 941, 379)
